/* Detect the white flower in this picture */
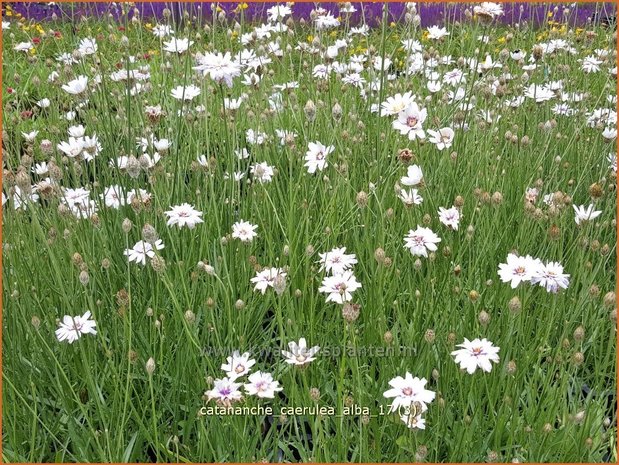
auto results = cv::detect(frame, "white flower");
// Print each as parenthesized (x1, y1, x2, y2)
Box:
(37, 98, 51, 108)
(221, 351, 256, 380)
(194, 52, 241, 88)
(451, 338, 500, 374)
(400, 412, 426, 430)
(524, 84, 555, 103)
(165, 203, 204, 229)
(205, 377, 243, 404)
(318, 247, 358, 275)
(400, 165, 424, 186)
(381, 92, 416, 116)
(281, 338, 320, 366)
(57, 138, 85, 158)
(250, 267, 287, 294)
(250, 162, 275, 183)
(21, 130, 38, 142)
(171, 84, 201, 101)
(473, 2, 504, 19)
(267, 5, 292, 22)
(497, 253, 542, 288)
(78, 37, 97, 55)
(231, 220, 258, 242)
(426, 25, 449, 40)
(12, 186, 39, 210)
(163, 37, 193, 54)
(318, 270, 362, 304)
(531, 261, 570, 293)
(244, 371, 283, 398)
(305, 141, 334, 174)
(427, 127, 454, 150)
(62, 75, 88, 95)
(602, 127, 617, 141)
(437, 206, 460, 230)
(100, 185, 126, 209)
(124, 240, 165, 266)
(403, 226, 441, 257)
(55, 311, 97, 344)
(573, 204, 602, 225)
(399, 188, 423, 206)
(581, 55, 603, 73)
(393, 103, 427, 140)
(383, 372, 436, 413)
(14, 41, 33, 52)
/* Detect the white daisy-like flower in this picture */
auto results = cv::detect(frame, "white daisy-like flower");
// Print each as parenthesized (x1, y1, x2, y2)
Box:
(451, 338, 500, 374)
(281, 338, 320, 366)
(403, 226, 441, 257)
(231, 220, 258, 243)
(165, 203, 204, 229)
(55, 311, 97, 344)
(124, 240, 165, 266)
(244, 371, 283, 398)
(221, 351, 256, 380)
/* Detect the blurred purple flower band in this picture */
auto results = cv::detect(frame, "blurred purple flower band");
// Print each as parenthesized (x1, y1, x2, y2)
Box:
(5, 2, 617, 27)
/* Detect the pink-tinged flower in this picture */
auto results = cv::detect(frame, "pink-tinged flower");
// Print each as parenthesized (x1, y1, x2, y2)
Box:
(305, 141, 334, 174)
(244, 371, 283, 398)
(232, 220, 258, 242)
(383, 372, 435, 413)
(165, 203, 204, 229)
(250, 267, 287, 294)
(497, 253, 542, 288)
(318, 270, 362, 304)
(55, 311, 97, 344)
(531, 261, 570, 293)
(403, 226, 441, 257)
(392, 103, 427, 140)
(451, 338, 500, 374)
(437, 206, 461, 230)
(205, 377, 243, 405)
(318, 247, 358, 275)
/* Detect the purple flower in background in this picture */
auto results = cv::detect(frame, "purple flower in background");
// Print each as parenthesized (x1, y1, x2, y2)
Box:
(4, 2, 615, 27)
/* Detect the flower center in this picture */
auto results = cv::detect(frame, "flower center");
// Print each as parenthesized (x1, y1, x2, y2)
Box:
(407, 116, 418, 127)
(402, 387, 413, 396)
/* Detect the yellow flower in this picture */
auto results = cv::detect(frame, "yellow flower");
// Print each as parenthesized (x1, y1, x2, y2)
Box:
(239, 3, 248, 10)
(307, 34, 314, 43)
(497, 36, 506, 44)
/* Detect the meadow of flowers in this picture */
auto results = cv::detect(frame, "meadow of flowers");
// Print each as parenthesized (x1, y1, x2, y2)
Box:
(2, 2, 618, 462)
